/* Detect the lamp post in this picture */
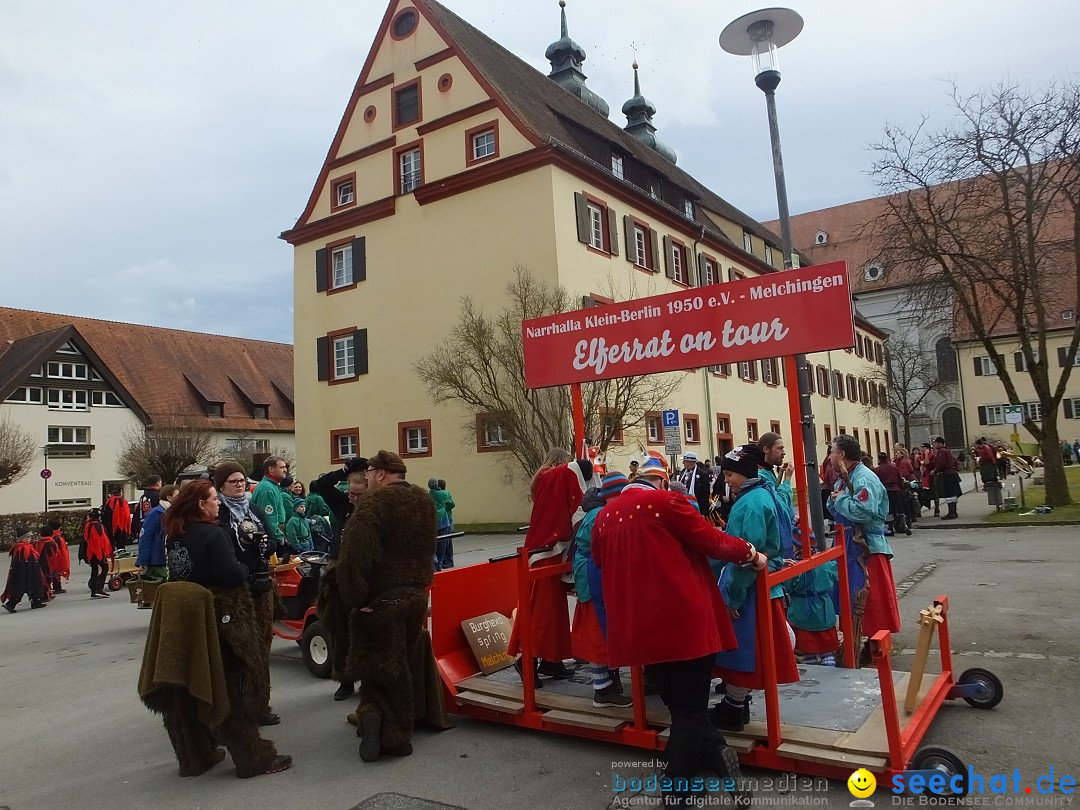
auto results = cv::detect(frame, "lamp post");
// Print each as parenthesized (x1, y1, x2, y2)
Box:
(721, 8, 828, 550)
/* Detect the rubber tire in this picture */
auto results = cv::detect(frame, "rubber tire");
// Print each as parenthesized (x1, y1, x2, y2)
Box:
(958, 667, 1004, 709)
(108, 576, 124, 592)
(301, 621, 332, 679)
(913, 746, 968, 796)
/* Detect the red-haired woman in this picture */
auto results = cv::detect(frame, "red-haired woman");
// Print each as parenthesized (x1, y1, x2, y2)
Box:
(155, 480, 292, 778)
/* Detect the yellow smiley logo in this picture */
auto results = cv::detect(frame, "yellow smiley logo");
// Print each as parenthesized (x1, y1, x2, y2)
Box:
(848, 768, 877, 798)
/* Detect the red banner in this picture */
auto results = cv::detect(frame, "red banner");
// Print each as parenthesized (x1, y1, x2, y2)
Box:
(523, 261, 854, 389)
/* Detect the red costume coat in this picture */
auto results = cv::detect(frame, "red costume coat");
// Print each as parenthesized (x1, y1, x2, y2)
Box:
(591, 483, 755, 667)
(523, 464, 586, 550)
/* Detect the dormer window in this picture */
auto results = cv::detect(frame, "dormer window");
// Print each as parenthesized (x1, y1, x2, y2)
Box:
(253, 405, 269, 419)
(207, 402, 224, 418)
(683, 199, 694, 219)
(742, 231, 753, 253)
(611, 154, 624, 179)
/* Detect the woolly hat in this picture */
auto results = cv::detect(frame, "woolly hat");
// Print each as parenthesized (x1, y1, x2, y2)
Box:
(599, 472, 629, 501)
(637, 457, 669, 481)
(368, 450, 407, 474)
(292, 497, 306, 511)
(721, 444, 764, 479)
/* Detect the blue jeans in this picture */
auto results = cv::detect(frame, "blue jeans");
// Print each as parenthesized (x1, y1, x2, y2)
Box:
(436, 525, 454, 569)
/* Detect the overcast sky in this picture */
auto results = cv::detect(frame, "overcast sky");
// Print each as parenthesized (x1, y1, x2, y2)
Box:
(3, 0, 1078, 343)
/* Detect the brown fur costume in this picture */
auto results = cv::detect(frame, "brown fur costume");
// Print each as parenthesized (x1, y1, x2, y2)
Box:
(143, 583, 278, 777)
(317, 562, 358, 682)
(336, 480, 436, 755)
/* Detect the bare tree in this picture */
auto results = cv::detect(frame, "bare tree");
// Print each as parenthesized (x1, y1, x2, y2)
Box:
(870, 79, 1080, 505)
(116, 420, 219, 485)
(866, 333, 954, 447)
(0, 414, 36, 489)
(415, 266, 682, 480)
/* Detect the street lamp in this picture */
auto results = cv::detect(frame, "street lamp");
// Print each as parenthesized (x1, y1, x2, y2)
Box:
(721, 8, 829, 549)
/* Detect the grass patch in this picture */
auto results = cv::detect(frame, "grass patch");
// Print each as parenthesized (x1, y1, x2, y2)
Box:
(454, 522, 526, 534)
(984, 465, 1080, 524)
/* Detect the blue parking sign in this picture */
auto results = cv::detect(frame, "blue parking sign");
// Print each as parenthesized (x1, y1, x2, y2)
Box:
(662, 410, 680, 428)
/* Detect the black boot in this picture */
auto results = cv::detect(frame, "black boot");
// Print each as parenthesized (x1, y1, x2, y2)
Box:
(537, 659, 576, 679)
(706, 744, 752, 806)
(709, 699, 746, 732)
(358, 711, 382, 762)
(942, 502, 958, 520)
(333, 681, 355, 701)
(513, 657, 542, 689)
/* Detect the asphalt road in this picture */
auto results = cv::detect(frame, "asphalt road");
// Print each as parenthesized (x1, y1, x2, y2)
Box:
(1, 526, 1078, 810)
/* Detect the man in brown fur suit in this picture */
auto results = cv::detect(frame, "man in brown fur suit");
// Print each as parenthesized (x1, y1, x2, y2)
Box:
(336, 450, 436, 761)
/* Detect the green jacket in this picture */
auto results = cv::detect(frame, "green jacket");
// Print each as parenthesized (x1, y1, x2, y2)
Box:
(758, 467, 793, 519)
(572, 505, 602, 602)
(786, 560, 838, 632)
(304, 492, 333, 521)
(428, 487, 455, 528)
(719, 479, 784, 609)
(828, 462, 894, 557)
(251, 477, 290, 542)
(285, 514, 312, 551)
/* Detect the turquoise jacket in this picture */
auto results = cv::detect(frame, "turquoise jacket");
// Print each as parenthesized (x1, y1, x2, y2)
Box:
(828, 462, 893, 557)
(285, 514, 313, 552)
(758, 467, 793, 520)
(572, 505, 602, 602)
(251, 477, 290, 542)
(786, 560, 838, 632)
(715, 478, 784, 609)
(429, 487, 455, 529)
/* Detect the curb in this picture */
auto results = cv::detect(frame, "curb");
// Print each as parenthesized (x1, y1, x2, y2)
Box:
(914, 520, 1080, 530)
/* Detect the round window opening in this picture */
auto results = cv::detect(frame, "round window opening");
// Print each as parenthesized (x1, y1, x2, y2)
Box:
(392, 9, 418, 38)
(864, 264, 884, 281)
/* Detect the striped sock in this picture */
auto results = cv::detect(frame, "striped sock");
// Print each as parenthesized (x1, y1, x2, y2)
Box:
(591, 664, 612, 690)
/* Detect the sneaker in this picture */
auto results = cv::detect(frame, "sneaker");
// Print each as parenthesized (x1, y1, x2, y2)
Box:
(97, 591, 110, 598)
(359, 711, 382, 762)
(334, 681, 355, 701)
(90, 592, 106, 599)
(3, 602, 15, 614)
(709, 700, 746, 732)
(260, 754, 293, 775)
(537, 659, 576, 679)
(593, 683, 633, 708)
(31, 602, 46, 609)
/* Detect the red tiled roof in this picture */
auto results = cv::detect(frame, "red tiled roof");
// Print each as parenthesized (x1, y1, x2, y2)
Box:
(0, 308, 294, 432)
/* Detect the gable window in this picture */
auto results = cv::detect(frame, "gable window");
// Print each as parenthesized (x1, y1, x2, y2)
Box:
(611, 154, 624, 179)
(398, 419, 432, 458)
(477, 413, 513, 452)
(472, 129, 495, 159)
(398, 146, 423, 193)
(57, 341, 79, 354)
(742, 231, 753, 253)
(47, 361, 88, 380)
(684, 414, 700, 445)
(5, 386, 43, 403)
(47, 388, 88, 411)
(90, 390, 123, 407)
(332, 243, 353, 289)
(645, 412, 662, 445)
(973, 355, 997, 376)
(390, 8, 418, 39)
(48, 426, 90, 445)
(465, 120, 499, 166)
(333, 335, 356, 380)
(331, 175, 356, 212)
(393, 80, 421, 128)
(330, 428, 360, 463)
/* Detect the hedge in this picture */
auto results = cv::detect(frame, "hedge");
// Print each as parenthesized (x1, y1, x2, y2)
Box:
(0, 511, 86, 552)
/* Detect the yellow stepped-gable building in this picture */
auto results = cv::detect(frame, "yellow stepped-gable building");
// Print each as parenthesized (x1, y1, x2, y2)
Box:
(283, 0, 889, 523)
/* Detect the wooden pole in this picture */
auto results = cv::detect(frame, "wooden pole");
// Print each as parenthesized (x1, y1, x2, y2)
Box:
(904, 604, 944, 713)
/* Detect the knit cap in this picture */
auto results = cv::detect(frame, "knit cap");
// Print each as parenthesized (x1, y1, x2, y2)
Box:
(721, 444, 764, 479)
(599, 472, 629, 501)
(637, 457, 669, 481)
(292, 497, 306, 511)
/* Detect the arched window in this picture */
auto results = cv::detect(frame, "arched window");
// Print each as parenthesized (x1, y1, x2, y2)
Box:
(942, 407, 964, 448)
(935, 337, 958, 383)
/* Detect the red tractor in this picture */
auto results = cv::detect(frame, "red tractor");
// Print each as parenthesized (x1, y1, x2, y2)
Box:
(270, 551, 332, 678)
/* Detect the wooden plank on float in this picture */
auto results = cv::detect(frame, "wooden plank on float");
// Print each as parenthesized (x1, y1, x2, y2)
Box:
(776, 741, 888, 770)
(455, 690, 525, 715)
(543, 709, 627, 731)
